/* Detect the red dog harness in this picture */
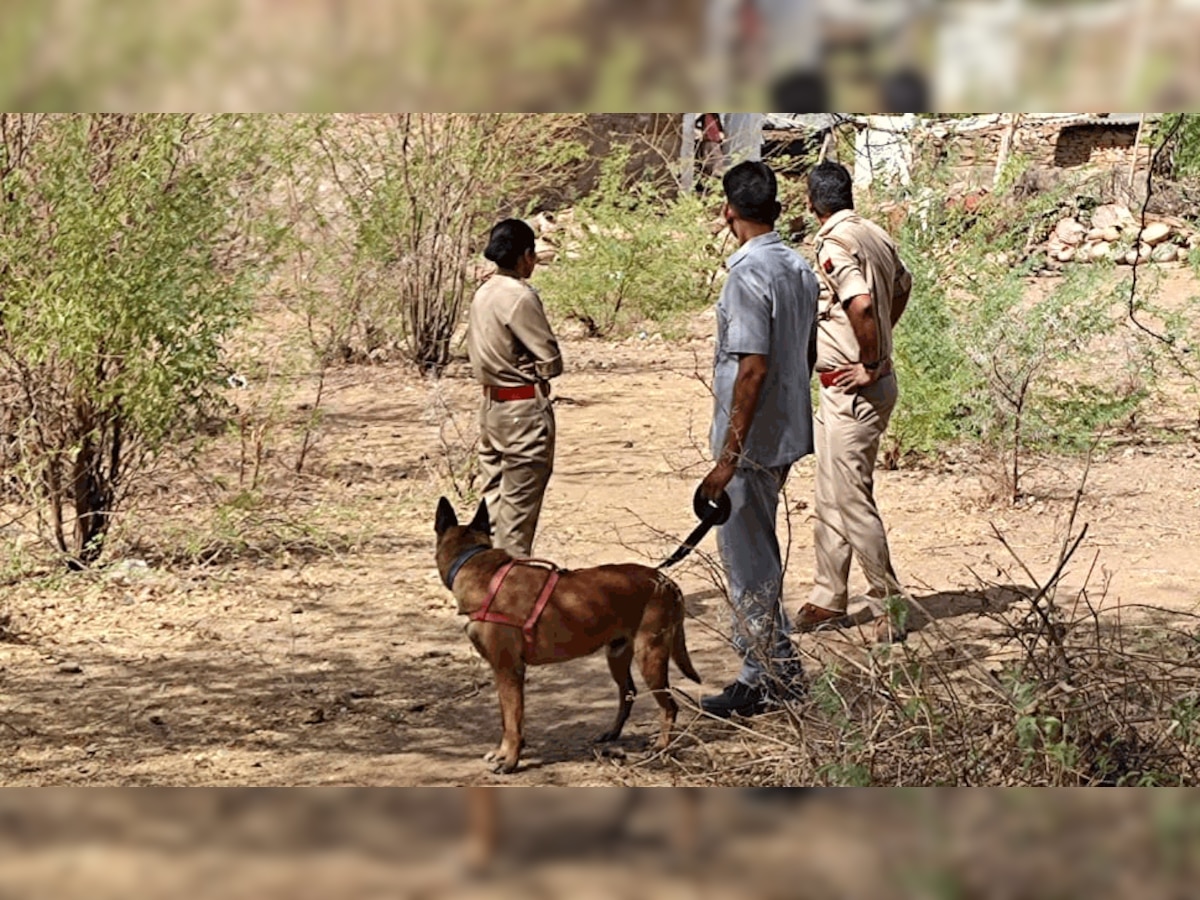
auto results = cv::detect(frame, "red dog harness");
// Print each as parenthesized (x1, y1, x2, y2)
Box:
(468, 558, 560, 651)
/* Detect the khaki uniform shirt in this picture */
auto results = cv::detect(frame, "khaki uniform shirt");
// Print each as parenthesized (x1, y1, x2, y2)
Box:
(467, 272, 563, 387)
(813, 209, 911, 372)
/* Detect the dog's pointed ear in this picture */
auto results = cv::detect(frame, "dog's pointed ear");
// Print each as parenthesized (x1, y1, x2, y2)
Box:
(435, 497, 457, 535)
(468, 498, 491, 535)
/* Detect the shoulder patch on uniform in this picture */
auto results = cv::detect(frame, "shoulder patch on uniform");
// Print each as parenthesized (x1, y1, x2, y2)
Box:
(822, 257, 834, 274)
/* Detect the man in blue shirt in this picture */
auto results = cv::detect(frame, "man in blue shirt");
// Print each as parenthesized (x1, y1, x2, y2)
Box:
(699, 160, 819, 718)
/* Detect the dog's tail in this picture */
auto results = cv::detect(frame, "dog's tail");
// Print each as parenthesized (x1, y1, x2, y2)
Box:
(664, 579, 701, 684)
(674, 620, 701, 684)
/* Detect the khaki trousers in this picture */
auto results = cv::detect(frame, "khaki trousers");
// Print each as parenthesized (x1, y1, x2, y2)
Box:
(477, 388, 555, 558)
(810, 373, 901, 612)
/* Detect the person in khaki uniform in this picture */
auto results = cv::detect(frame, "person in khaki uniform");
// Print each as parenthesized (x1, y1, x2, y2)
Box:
(467, 218, 563, 558)
(796, 161, 912, 641)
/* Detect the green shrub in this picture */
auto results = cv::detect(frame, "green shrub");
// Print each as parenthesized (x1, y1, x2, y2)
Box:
(888, 238, 978, 460)
(1158, 114, 1200, 179)
(286, 114, 587, 372)
(0, 114, 278, 566)
(957, 252, 1145, 499)
(536, 146, 724, 337)
(875, 152, 1151, 484)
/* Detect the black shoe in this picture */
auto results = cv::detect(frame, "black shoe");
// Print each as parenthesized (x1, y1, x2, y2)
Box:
(700, 680, 768, 719)
(764, 667, 808, 708)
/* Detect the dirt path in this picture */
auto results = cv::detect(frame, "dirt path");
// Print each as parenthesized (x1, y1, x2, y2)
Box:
(2, 274, 1199, 786)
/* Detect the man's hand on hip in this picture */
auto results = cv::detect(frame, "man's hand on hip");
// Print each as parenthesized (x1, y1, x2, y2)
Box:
(831, 362, 877, 390)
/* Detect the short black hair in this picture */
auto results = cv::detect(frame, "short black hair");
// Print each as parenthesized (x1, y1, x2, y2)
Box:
(722, 160, 781, 226)
(483, 218, 536, 269)
(807, 160, 854, 217)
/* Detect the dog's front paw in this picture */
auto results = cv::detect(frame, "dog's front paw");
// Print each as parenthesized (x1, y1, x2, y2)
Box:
(489, 756, 519, 775)
(483, 748, 518, 774)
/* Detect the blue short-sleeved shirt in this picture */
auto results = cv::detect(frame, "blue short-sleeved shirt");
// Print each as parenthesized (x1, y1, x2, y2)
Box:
(710, 231, 819, 468)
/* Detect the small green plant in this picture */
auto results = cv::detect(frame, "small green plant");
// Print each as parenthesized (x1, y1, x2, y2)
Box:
(1014, 704, 1079, 778)
(809, 665, 848, 719)
(816, 759, 873, 787)
(0, 531, 38, 585)
(1169, 696, 1200, 747)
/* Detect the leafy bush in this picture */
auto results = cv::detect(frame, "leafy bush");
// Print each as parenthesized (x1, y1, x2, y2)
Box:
(535, 146, 725, 337)
(0, 114, 278, 566)
(1158, 114, 1200, 179)
(886, 234, 977, 460)
(875, 152, 1150, 487)
(866, 158, 987, 461)
(959, 264, 1143, 499)
(285, 114, 587, 371)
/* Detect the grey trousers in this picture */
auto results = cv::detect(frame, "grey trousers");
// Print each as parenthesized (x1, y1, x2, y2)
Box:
(715, 463, 802, 687)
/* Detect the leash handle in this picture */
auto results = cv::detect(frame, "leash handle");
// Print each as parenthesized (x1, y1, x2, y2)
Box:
(657, 520, 714, 570)
(657, 485, 732, 570)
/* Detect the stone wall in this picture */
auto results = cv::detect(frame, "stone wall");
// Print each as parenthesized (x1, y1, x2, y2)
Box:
(1040, 123, 1149, 169)
(917, 117, 1152, 189)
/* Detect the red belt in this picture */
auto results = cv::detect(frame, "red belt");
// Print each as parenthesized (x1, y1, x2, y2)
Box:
(818, 361, 892, 388)
(484, 383, 537, 402)
(469, 559, 559, 652)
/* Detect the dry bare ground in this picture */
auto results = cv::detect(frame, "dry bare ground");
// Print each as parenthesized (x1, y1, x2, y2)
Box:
(2, 271, 1200, 788)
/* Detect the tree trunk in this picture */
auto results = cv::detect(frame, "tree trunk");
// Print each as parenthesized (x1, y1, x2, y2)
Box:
(69, 420, 118, 568)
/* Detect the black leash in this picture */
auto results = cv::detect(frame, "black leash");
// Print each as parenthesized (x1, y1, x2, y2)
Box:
(657, 485, 732, 570)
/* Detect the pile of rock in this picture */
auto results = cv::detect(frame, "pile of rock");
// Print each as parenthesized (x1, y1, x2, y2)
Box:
(532, 209, 576, 264)
(467, 208, 583, 281)
(1046, 204, 1198, 266)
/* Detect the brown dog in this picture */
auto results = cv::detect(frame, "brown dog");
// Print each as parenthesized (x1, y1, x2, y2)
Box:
(435, 497, 701, 774)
